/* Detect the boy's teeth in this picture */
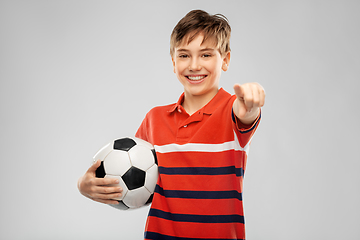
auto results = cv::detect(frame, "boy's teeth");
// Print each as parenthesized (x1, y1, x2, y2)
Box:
(188, 75, 205, 81)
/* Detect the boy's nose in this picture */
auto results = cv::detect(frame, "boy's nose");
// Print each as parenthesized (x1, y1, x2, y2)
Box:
(189, 58, 202, 71)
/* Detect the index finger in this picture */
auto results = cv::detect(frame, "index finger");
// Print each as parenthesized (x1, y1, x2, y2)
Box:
(233, 84, 245, 99)
(94, 176, 120, 186)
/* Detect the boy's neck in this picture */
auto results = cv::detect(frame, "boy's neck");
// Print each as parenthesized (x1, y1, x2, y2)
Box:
(181, 88, 219, 115)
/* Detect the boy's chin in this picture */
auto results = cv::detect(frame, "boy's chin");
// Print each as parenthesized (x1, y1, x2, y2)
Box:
(183, 86, 219, 98)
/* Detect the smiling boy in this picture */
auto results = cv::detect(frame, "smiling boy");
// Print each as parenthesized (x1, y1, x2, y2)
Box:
(172, 32, 230, 116)
(78, 10, 265, 239)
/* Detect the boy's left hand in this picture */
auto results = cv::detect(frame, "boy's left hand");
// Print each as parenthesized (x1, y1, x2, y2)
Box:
(233, 83, 265, 125)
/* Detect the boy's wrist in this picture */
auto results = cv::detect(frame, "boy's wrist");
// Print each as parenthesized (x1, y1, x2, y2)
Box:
(232, 107, 260, 130)
(238, 108, 260, 125)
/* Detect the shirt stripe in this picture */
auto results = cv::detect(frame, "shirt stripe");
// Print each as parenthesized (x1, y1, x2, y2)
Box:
(155, 131, 250, 154)
(155, 185, 243, 201)
(148, 208, 245, 224)
(145, 231, 245, 240)
(158, 166, 244, 177)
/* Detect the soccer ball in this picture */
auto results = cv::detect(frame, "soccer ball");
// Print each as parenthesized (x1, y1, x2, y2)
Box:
(93, 137, 158, 210)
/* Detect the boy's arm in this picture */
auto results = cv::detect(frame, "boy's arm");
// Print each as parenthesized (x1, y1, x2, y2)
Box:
(232, 83, 265, 124)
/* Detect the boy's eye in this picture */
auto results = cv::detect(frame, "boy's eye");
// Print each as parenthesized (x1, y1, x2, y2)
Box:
(202, 54, 212, 58)
(179, 54, 189, 58)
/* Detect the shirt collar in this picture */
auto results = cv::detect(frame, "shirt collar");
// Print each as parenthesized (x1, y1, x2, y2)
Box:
(167, 92, 185, 114)
(167, 88, 231, 115)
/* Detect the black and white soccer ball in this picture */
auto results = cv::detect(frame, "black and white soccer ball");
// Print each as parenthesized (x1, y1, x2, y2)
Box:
(93, 137, 158, 210)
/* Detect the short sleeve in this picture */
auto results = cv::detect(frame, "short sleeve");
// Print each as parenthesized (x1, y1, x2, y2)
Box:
(135, 113, 149, 143)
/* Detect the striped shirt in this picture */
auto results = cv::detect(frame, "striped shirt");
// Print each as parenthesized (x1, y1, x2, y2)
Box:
(135, 88, 260, 240)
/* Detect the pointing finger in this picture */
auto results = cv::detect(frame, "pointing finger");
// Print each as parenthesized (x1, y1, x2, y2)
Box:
(259, 86, 266, 107)
(233, 84, 244, 100)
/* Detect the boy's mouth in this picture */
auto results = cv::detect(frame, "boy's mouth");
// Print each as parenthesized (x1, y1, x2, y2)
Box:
(186, 75, 207, 82)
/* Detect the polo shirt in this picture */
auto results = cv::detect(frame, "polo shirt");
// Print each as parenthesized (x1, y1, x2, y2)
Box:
(135, 88, 260, 240)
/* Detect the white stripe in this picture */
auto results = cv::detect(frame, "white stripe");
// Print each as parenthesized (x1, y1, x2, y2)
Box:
(154, 131, 250, 154)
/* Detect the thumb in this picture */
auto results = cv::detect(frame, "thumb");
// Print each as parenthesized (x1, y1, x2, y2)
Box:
(88, 159, 102, 174)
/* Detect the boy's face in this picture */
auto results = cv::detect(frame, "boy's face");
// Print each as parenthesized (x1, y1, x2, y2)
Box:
(172, 33, 230, 100)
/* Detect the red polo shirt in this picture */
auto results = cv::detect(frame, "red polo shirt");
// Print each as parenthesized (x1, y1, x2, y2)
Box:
(136, 88, 260, 240)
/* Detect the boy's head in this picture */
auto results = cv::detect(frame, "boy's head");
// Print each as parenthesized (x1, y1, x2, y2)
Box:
(170, 10, 231, 57)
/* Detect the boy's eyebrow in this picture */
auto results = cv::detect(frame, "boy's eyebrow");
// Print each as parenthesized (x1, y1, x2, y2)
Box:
(199, 47, 216, 52)
(176, 48, 189, 52)
(176, 47, 217, 52)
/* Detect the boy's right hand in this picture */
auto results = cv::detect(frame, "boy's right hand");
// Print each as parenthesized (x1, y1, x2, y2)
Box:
(77, 160, 122, 205)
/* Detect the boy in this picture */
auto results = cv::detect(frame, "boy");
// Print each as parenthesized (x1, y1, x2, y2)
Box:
(78, 10, 265, 239)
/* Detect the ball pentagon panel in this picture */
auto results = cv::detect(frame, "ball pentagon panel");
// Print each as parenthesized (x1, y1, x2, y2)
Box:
(113, 138, 137, 151)
(122, 167, 146, 190)
(95, 161, 106, 178)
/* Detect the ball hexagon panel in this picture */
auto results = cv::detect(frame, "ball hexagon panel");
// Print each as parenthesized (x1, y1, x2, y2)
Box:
(122, 186, 152, 208)
(122, 166, 146, 190)
(133, 137, 154, 149)
(144, 164, 158, 193)
(128, 145, 156, 171)
(104, 150, 131, 176)
(93, 142, 113, 162)
(104, 175, 128, 201)
(110, 201, 129, 210)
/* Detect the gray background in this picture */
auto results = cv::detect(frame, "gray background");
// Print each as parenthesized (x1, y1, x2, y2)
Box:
(1, 0, 359, 239)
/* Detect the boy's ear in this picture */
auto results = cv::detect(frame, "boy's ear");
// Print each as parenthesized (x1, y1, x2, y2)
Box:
(221, 52, 231, 71)
(172, 56, 176, 73)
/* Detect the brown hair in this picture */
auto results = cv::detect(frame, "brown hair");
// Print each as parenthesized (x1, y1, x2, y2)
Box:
(170, 10, 231, 57)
